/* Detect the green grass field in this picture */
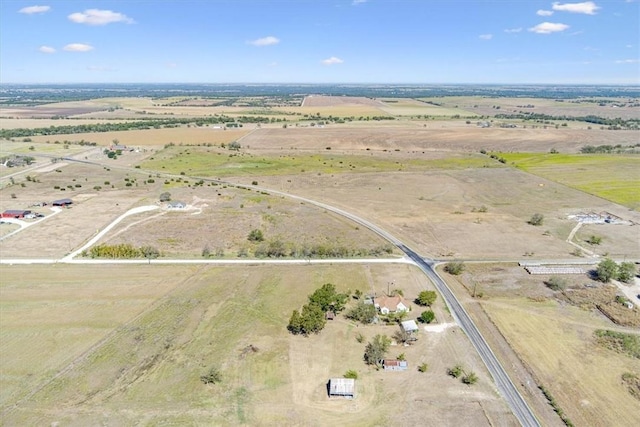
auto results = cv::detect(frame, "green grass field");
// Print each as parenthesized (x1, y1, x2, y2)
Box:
(496, 152, 640, 209)
(141, 146, 501, 178)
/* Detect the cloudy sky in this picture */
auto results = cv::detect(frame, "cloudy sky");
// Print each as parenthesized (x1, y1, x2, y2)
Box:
(1, 0, 638, 84)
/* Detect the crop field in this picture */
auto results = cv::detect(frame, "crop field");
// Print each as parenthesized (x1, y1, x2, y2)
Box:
(379, 98, 476, 117)
(0, 263, 514, 426)
(497, 153, 640, 210)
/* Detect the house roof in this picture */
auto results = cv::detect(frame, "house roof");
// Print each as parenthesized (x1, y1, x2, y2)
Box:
(329, 378, 355, 395)
(401, 320, 419, 332)
(375, 295, 408, 311)
(383, 359, 408, 368)
(52, 198, 73, 205)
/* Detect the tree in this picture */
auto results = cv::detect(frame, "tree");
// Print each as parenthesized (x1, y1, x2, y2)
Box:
(287, 310, 303, 334)
(528, 213, 544, 226)
(618, 262, 637, 283)
(344, 370, 358, 379)
(448, 364, 464, 378)
(586, 235, 602, 245)
(416, 290, 437, 306)
(444, 261, 465, 275)
(308, 283, 348, 313)
(419, 310, 435, 324)
(299, 303, 326, 335)
(462, 371, 479, 385)
(346, 301, 377, 324)
(200, 366, 222, 384)
(393, 326, 411, 345)
(418, 363, 429, 373)
(159, 192, 171, 202)
(140, 245, 160, 260)
(364, 334, 391, 367)
(595, 258, 619, 282)
(248, 229, 264, 242)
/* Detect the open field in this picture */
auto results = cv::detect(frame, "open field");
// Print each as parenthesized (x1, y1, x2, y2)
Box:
(1, 94, 639, 426)
(420, 96, 640, 120)
(0, 263, 515, 426)
(24, 127, 252, 148)
(484, 298, 640, 427)
(497, 153, 640, 210)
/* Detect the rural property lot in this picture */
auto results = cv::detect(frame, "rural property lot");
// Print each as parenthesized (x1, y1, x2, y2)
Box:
(0, 263, 516, 426)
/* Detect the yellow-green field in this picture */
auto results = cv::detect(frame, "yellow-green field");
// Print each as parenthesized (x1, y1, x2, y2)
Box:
(140, 146, 501, 177)
(497, 152, 640, 209)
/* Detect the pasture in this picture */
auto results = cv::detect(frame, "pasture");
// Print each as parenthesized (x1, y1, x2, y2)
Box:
(498, 153, 640, 210)
(0, 263, 514, 426)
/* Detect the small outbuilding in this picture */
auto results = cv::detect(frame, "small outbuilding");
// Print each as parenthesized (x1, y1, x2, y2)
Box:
(168, 201, 186, 209)
(328, 378, 355, 399)
(383, 359, 408, 371)
(401, 320, 419, 334)
(1, 209, 31, 218)
(52, 198, 73, 207)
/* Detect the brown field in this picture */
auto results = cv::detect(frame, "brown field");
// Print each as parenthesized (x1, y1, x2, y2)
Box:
(1, 96, 639, 426)
(25, 127, 252, 147)
(420, 96, 640, 120)
(0, 263, 516, 426)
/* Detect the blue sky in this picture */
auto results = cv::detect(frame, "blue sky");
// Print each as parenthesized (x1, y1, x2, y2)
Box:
(1, 0, 638, 84)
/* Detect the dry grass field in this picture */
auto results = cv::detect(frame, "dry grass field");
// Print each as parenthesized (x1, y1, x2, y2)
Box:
(0, 263, 515, 426)
(1, 95, 639, 426)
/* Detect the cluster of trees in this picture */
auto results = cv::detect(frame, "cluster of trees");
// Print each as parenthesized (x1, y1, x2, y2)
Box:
(346, 301, 377, 324)
(494, 112, 639, 130)
(364, 334, 391, 368)
(250, 239, 394, 259)
(595, 258, 637, 283)
(0, 114, 278, 139)
(580, 143, 640, 154)
(287, 283, 348, 336)
(87, 243, 160, 259)
(444, 261, 465, 275)
(448, 364, 478, 385)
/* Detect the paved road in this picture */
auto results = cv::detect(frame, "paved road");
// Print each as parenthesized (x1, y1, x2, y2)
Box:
(1, 156, 541, 425)
(400, 245, 540, 427)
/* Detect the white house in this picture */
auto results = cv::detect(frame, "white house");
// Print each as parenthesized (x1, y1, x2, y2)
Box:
(375, 295, 409, 315)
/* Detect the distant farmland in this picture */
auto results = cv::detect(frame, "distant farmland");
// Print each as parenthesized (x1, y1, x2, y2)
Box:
(497, 152, 640, 210)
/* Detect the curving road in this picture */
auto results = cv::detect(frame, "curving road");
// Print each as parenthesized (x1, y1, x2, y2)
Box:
(3, 154, 540, 425)
(262, 189, 541, 426)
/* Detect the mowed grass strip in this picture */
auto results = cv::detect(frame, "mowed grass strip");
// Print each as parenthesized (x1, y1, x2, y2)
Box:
(141, 146, 501, 177)
(497, 152, 640, 209)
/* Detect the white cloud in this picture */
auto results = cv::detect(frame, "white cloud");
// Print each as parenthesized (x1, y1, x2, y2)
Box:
(68, 9, 134, 25)
(552, 2, 600, 15)
(166, 62, 178, 68)
(322, 56, 344, 65)
(63, 43, 94, 52)
(615, 58, 639, 64)
(19, 5, 50, 14)
(537, 9, 554, 16)
(479, 34, 493, 40)
(38, 45, 56, 54)
(528, 22, 570, 34)
(248, 36, 280, 47)
(504, 28, 522, 33)
(352, 0, 367, 5)
(87, 65, 114, 72)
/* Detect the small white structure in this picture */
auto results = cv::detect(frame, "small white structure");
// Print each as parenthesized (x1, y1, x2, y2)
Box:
(167, 201, 186, 209)
(383, 359, 408, 371)
(401, 320, 419, 334)
(375, 295, 409, 315)
(329, 378, 355, 399)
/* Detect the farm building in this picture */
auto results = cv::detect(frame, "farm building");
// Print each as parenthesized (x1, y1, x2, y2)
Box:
(52, 198, 73, 207)
(1, 209, 32, 218)
(375, 295, 410, 315)
(383, 359, 408, 371)
(328, 378, 355, 399)
(168, 201, 186, 209)
(401, 320, 419, 334)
